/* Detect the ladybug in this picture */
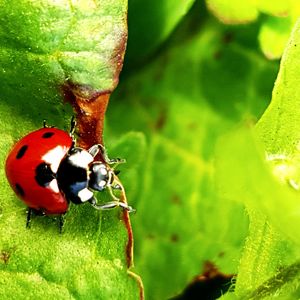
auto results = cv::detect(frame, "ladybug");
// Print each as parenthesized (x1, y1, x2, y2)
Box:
(5, 118, 135, 229)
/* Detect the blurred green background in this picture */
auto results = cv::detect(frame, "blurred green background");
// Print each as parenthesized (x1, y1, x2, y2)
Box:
(108, 0, 300, 299)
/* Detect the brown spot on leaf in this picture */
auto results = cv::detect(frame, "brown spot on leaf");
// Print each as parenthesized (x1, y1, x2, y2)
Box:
(0, 251, 10, 264)
(213, 50, 222, 60)
(218, 251, 225, 258)
(171, 194, 181, 205)
(0, 247, 15, 264)
(170, 234, 179, 243)
(187, 122, 198, 130)
(154, 108, 167, 131)
(171, 261, 235, 300)
(222, 32, 234, 44)
(147, 233, 155, 240)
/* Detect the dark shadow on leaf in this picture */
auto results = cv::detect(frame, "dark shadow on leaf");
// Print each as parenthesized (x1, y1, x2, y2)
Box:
(170, 261, 234, 300)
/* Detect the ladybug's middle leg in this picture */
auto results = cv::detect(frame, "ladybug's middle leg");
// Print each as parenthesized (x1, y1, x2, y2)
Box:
(58, 214, 66, 234)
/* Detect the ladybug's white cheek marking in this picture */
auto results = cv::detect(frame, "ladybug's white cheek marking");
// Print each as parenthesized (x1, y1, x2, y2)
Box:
(99, 180, 107, 188)
(100, 167, 108, 176)
(48, 179, 60, 193)
(78, 188, 94, 202)
(42, 146, 69, 173)
(69, 151, 93, 169)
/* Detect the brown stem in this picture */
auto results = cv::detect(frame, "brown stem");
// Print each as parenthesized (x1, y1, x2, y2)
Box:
(62, 83, 110, 162)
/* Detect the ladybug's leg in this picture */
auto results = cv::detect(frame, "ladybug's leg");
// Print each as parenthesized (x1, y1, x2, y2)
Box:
(107, 184, 123, 201)
(89, 197, 135, 213)
(58, 214, 65, 234)
(42, 120, 55, 129)
(69, 116, 76, 136)
(88, 144, 101, 157)
(112, 183, 122, 190)
(89, 144, 126, 166)
(26, 208, 33, 228)
(69, 116, 77, 145)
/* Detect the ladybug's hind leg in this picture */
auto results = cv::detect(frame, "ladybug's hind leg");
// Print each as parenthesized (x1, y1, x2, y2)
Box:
(26, 208, 45, 229)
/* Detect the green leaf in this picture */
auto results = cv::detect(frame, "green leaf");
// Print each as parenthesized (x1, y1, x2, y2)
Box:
(206, 0, 294, 25)
(258, 16, 293, 60)
(215, 128, 300, 299)
(206, 0, 258, 24)
(125, 0, 195, 67)
(205, 1, 300, 60)
(107, 131, 147, 205)
(257, 0, 290, 16)
(108, 11, 279, 298)
(257, 18, 300, 155)
(0, 0, 142, 298)
(0, 0, 127, 103)
(217, 18, 300, 299)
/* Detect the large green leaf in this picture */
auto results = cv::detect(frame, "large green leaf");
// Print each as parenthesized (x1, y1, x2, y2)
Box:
(258, 16, 293, 60)
(215, 128, 300, 299)
(205, 0, 291, 24)
(205, 0, 300, 60)
(216, 18, 300, 299)
(257, 18, 300, 155)
(0, 0, 127, 97)
(108, 7, 279, 298)
(0, 1, 142, 299)
(124, 0, 195, 68)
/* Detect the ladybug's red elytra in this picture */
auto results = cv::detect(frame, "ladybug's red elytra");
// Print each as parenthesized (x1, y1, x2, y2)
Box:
(5, 118, 135, 229)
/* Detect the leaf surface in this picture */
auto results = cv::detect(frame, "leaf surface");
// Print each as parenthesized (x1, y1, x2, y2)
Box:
(0, 1, 142, 299)
(108, 10, 279, 298)
(217, 18, 300, 300)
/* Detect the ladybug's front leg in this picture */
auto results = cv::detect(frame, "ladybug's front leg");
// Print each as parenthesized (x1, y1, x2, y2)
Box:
(88, 144, 126, 167)
(89, 197, 135, 213)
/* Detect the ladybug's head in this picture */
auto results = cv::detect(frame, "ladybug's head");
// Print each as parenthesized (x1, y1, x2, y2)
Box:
(89, 162, 114, 192)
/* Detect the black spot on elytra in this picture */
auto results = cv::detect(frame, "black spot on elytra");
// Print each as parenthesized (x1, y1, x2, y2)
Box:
(42, 131, 55, 138)
(35, 162, 55, 187)
(16, 145, 28, 159)
(15, 183, 25, 197)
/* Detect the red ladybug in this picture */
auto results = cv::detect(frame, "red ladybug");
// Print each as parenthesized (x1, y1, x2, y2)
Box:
(5, 119, 134, 228)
